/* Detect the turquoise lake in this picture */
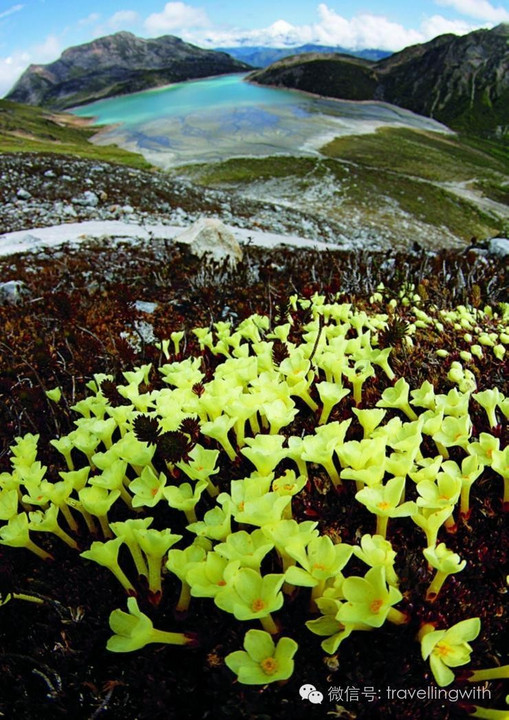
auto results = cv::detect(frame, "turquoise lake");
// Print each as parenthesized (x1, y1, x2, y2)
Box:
(72, 73, 450, 168)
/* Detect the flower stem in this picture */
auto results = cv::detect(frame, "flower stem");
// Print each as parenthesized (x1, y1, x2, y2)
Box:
(260, 613, 279, 634)
(324, 460, 341, 488)
(26, 540, 54, 561)
(469, 707, 509, 719)
(205, 480, 219, 498)
(434, 441, 449, 459)
(249, 414, 260, 435)
(234, 419, 246, 448)
(99, 515, 113, 539)
(467, 665, 509, 682)
(221, 437, 237, 462)
(402, 405, 418, 421)
(54, 527, 79, 550)
(176, 582, 191, 613)
(126, 540, 149, 578)
(147, 556, 162, 596)
(460, 484, 472, 516)
(376, 515, 389, 539)
(184, 508, 197, 524)
(299, 388, 319, 412)
(13, 592, 44, 604)
(111, 565, 137, 595)
(60, 504, 79, 532)
(387, 607, 409, 625)
(151, 628, 193, 646)
(417, 623, 435, 642)
(426, 571, 447, 601)
(119, 485, 133, 509)
(311, 580, 326, 610)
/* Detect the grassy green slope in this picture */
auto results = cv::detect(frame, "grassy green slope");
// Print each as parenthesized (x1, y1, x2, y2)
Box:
(321, 128, 509, 206)
(0, 99, 152, 169)
(321, 128, 508, 180)
(176, 128, 509, 243)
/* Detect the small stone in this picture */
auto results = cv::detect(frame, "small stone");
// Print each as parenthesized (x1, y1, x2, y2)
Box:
(44, 170, 56, 178)
(122, 205, 134, 214)
(72, 191, 99, 207)
(17, 188, 31, 200)
(134, 300, 158, 314)
(0, 280, 28, 304)
(488, 237, 509, 258)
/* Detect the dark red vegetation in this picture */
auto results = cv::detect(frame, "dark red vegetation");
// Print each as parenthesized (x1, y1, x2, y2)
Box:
(0, 239, 507, 719)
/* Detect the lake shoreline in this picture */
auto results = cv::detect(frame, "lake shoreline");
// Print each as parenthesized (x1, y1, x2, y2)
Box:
(71, 73, 451, 168)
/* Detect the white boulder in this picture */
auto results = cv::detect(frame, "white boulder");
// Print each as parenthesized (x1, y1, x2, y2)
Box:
(488, 237, 509, 258)
(176, 218, 243, 265)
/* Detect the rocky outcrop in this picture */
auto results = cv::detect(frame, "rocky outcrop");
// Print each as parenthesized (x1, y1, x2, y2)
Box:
(6, 32, 251, 110)
(248, 24, 509, 138)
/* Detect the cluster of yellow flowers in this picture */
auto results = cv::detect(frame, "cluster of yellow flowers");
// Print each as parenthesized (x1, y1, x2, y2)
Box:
(0, 292, 507, 713)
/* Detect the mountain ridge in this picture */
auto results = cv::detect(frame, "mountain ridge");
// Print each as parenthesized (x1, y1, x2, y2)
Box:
(248, 24, 509, 139)
(6, 31, 251, 110)
(214, 44, 390, 68)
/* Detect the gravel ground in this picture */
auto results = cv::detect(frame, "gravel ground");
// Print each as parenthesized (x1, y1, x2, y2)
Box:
(0, 153, 350, 244)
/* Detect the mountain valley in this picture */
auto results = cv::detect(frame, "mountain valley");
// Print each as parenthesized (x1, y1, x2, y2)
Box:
(1, 27, 508, 249)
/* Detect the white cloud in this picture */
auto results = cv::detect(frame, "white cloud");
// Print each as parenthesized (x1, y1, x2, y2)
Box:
(32, 34, 61, 61)
(88, 9, 141, 40)
(435, 0, 509, 22)
(107, 10, 140, 30)
(145, 2, 210, 36)
(78, 13, 101, 27)
(314, 4, 425, 49)
(421, 13, 480, 37)
(0, 34, 61, 97)
(0, 4, 23, 21)
(0, 51, 29, 97)
(187, 4, 426, 52)
(185, 1, 499, 51)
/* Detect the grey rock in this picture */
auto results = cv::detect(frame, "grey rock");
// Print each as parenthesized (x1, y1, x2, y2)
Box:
(73, 191, 99, 207)
(0, 280, 28, 304)
(17, 187, 32, 200)
(63, 204, 78, 217)
(134, 300, 158, 314)
(44, 169, 56, 178)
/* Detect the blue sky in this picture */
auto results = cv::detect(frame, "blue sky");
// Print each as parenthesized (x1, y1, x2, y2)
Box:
(1, 0, 508, 95)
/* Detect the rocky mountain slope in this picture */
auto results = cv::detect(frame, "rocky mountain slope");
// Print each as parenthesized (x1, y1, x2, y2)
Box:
(6, 32, 250, 110)
(249, 24, 509, 139)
